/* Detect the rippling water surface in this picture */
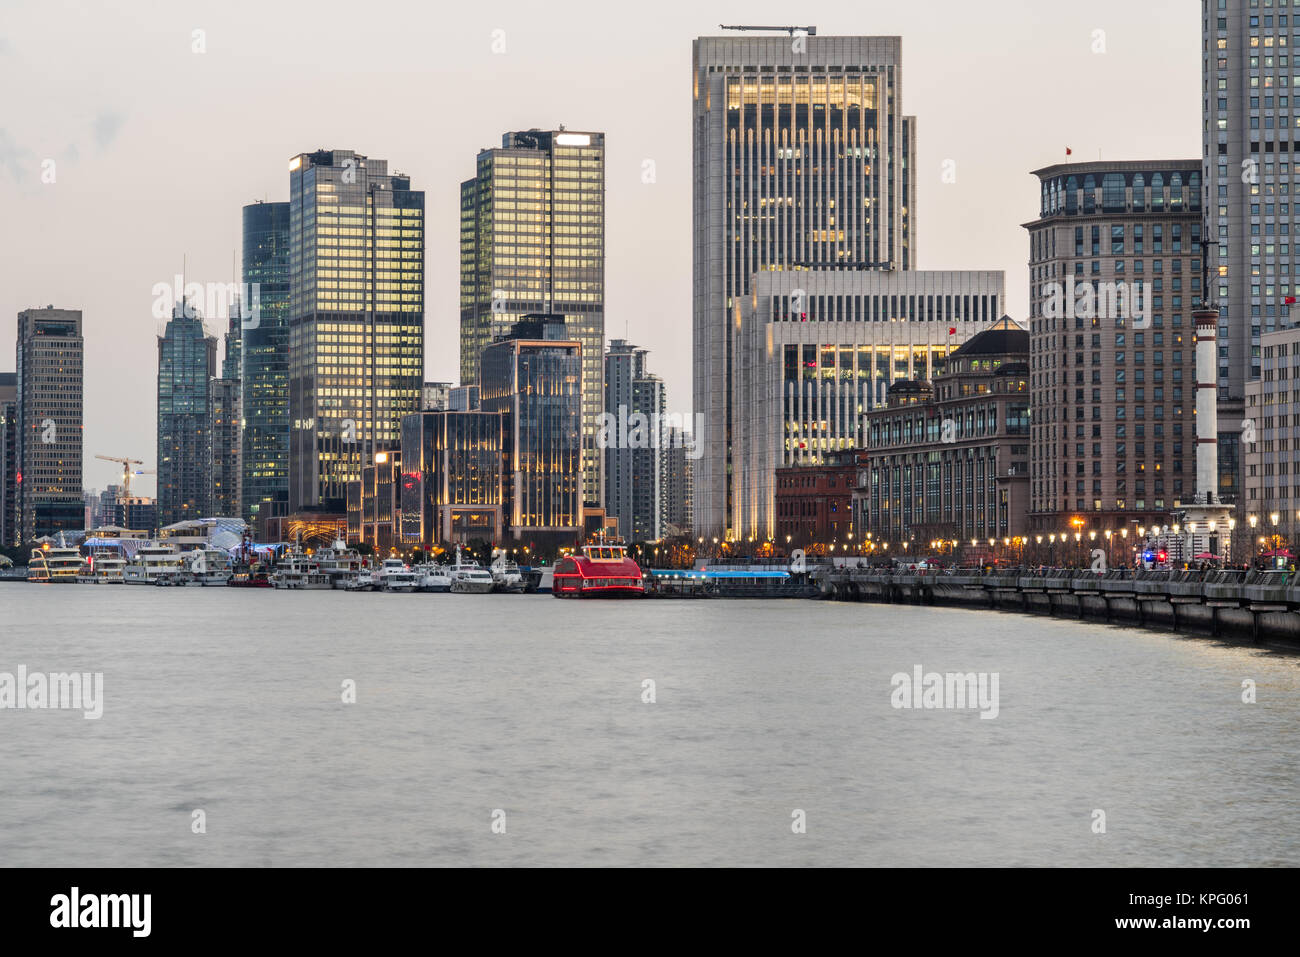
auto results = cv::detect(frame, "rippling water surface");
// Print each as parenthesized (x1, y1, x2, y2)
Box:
(2, 586, 1298, 866)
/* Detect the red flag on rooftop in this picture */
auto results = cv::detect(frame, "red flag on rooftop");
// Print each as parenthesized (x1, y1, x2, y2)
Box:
(1065, 147, 1073, 156)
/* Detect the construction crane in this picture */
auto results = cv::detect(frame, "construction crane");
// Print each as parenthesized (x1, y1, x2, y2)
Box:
(719, 24, 817, 36)
(95, 455, 156, 500)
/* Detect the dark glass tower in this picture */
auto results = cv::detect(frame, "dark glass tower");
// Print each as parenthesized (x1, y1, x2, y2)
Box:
(480, 318, 583, 541)
(157, 301, 216, 525)
(241, 200, 291, 532)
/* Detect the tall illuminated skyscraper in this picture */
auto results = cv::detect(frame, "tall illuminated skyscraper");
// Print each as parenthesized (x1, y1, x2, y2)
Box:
(1202, 0, 1298, 500)
(460, 129, 605, 508)
(16, 308, 84, 541)
(692, 33, 916, 539)
(157, 302, 216, 525)
(241, 200, 290, 531)
(287, 150, 424, 512)
(480, 317, 583, 544)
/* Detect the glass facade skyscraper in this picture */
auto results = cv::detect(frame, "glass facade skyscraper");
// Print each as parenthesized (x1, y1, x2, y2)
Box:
(241, 200, 290, 531)
(1203, 0, 1300, 499)
(603, 339, 665, 542)
(157, 302, 216, 526)
(288, 150, 424, 512)
(460, 129, 605, 508)
(480, 320, 583, 540)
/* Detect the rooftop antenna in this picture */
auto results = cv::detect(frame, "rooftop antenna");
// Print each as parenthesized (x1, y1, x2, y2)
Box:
(720, 24, 818, 35)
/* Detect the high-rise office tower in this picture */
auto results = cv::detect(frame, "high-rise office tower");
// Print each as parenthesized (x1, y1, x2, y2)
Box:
(603, 340, 665, 542)
(661, 429, 695, 538)
(1202, 1, 1295, 500)
(1027, 160, 1202, 534)
(0, 372, 17, 545)
(157, 301, 216, 525)
(460, 128, 606, 508)
(210, 377, 241, 518)
(480, 317, 583, 543)
(288, 150, 424, 512)
(16, 308, 84, 542)
(241, 200, 291, 532)
(693, 33, 916, 539)
(210, 307, 242, 518)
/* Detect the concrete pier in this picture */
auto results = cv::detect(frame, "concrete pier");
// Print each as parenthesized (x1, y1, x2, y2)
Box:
(811, 566, 1300, 646)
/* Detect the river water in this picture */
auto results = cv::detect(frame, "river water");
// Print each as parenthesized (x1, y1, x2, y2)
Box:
(1, 586, 1298, 867)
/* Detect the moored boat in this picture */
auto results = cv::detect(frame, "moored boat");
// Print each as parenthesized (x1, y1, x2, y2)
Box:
(315, 539, 364, 589)
(187, 547, 234, 585)
(227, 563, 273, 587)
(377, 557, 421, 593)
(552, 541, 645, 598)
(490, 553, 526, 593)
(447, 547, 495, 594)
(123, 543, 186, 585)
(27, 544, 85, 583)
(414, 563, 452, 593)
(271, 546, 332, 590)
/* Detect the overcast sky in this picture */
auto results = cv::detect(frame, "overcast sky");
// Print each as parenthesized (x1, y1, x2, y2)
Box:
(0, 0, 1199, 497)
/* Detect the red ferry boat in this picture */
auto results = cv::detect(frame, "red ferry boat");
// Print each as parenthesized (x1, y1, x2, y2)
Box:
(552, 542, 646, 598)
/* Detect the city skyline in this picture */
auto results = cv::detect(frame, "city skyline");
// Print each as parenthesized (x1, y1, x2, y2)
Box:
(0, 1, 1199, 497)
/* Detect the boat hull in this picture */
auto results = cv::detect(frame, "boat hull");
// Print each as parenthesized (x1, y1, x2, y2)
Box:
(450, 579, 494, 594)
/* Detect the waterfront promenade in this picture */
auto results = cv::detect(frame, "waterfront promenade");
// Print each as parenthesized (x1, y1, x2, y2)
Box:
(812, 565, 1300, 646)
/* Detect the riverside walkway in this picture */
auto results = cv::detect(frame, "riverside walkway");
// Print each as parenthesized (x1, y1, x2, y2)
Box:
(810, 565, 1300, 645)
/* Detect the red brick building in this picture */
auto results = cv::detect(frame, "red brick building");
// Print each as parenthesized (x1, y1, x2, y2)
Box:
(775, 450, 867, 546)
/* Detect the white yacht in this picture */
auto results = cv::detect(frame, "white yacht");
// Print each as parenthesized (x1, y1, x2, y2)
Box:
(271, 546, 332, 590)
(448, 548, 495, 594)
(377, 558, 421, 593)
(414, 563, 452, 593)
(489, 553, 525, 593)
(76, 545, 127, 584)
(124, 543, 186, 585)
(344, 568, 376, 591)
(187, 547, 233, 585)
(315, 540, 364, 589)
(27, 545, 85, 583)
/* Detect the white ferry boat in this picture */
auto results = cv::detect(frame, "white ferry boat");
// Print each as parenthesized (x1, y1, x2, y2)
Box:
(27, 545, 85, 583)
(123, 544, 186, 585)
(448, 548, 495, 594)
(377, 558, 421, 593)
(490, 552, 525, 593)
(415, 563, 453, 593)
(76, 546, 127, 584)
(343, 569, 376, 591)
(271, 546, 332, 590)
(315, 540, 364, 589)
(187, 547, 233, 585)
